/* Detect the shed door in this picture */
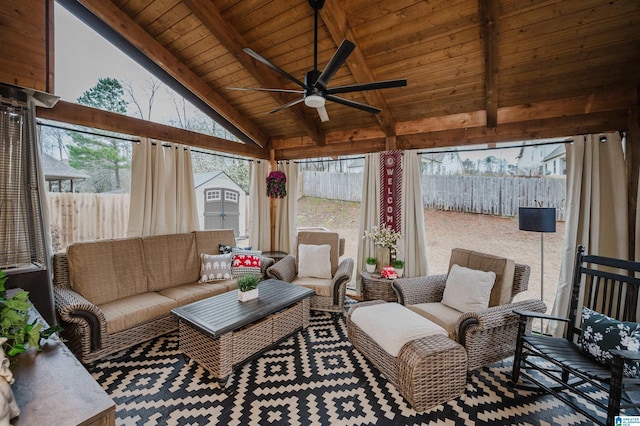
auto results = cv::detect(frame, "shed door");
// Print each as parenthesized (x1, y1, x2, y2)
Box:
(204, 188, 240, 236)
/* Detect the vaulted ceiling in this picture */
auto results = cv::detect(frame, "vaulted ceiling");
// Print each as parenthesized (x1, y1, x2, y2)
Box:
(52, 0, 640, 160)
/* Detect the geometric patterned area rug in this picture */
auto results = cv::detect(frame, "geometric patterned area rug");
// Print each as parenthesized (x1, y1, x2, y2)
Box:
(88, 308, 608, 426)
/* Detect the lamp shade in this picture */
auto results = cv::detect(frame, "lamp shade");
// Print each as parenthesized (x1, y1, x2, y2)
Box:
(518, 207, 556, 233)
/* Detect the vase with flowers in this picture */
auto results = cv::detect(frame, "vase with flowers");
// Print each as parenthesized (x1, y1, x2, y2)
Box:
(363, 225, 402, 267)
(266, 171, 287, 198)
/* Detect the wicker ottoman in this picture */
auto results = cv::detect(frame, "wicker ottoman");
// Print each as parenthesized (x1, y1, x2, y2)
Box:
(347, 300, 468, 411)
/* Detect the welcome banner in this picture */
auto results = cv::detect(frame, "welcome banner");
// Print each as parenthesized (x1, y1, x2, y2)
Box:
(380, 150, 402, 232)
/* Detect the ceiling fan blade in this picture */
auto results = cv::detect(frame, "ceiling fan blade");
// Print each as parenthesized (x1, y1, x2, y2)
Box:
(325, 79, 407, 95)
(243, 48, 306, 88)
(316, 105, 329, 122)
(326, 95, 381, 114)
(227, 87, 304, 94)
(267, 97, 305, 114)
(315, 39, 356, 90)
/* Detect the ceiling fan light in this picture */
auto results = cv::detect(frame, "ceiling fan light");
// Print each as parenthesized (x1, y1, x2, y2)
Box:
(304, 94, 325, 108)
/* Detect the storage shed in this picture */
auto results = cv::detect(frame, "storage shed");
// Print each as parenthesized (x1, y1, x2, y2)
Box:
(193, 172, 246, 237)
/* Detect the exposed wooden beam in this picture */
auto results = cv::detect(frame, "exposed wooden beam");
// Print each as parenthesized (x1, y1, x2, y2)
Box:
(627, 85, 640, 260)
(274, 138, 387, 161)
(182, 0, 325, 146)
(479, 0, 499, 128)
(77, 0, 270, 148)
(400, 110, 630, 149)
(319, 0, 398, 136)
(37, 100, 268, 159)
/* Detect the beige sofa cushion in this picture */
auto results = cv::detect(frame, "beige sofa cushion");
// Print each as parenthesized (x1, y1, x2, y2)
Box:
(143, 233, 199, 291)
(194, 230, 236, 257)
(100, 292, 179, 335)
(158, 282, 229, 305)
(351, 302, 448, 357)
(67, 238, 147, 306)
(449, 248, 515, 307)
(297, 231, 339, 275)
(408, 302, 464, 340)
(291, 276, 333, 297)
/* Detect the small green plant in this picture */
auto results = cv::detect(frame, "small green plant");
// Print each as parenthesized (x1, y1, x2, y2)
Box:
(392, 259, 404, 269)
(237, 274, 260, 292)
(365, 257, 377, 265)
(0, 269, 63, 356)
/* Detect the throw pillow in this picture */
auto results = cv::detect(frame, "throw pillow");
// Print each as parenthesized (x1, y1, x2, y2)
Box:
(231, 248, 262, 277)
(441, 264, 496, 312)
(219, 244, 252, 254)
(580, 306, 640, 378)
(297, 244, 332, 279)
(199, 253, 233, 282)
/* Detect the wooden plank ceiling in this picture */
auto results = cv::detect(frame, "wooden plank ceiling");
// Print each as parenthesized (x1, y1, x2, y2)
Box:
(58, 0, 640, 160)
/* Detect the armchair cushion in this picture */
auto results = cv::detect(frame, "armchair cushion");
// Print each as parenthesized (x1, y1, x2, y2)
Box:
(297, 231, 340, 275)
(449, 248, 515, 306)
(298, 244, 332, 279)
(408, 302, 463, 339)
(441, 264, 496, 312)
(292, 276, 334, 297)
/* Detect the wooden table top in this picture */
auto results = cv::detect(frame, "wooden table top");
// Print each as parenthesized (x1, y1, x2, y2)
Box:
(171, 279, 313, 338)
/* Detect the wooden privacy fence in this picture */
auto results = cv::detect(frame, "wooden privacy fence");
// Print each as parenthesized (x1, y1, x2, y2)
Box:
(47, 193, 129, 251)
(301, 172, 566, 220)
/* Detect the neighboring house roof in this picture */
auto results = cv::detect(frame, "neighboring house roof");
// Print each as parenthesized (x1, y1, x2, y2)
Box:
(543, 144, 566, 162)
(41, 153, 88, 181)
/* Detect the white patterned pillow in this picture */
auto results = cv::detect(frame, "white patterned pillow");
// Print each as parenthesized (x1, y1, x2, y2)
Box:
(199, 253, 233, 282)
(231, 248, 262, 278)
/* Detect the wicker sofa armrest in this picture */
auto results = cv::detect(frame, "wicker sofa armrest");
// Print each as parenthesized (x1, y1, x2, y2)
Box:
(331, 257, 354, 304)
(266, 254, 297, 282)
(392, 274, 447, 305)
(457, 299, 547, 340)
(53, 286, 107, 352)
(260, 256, 276, 278)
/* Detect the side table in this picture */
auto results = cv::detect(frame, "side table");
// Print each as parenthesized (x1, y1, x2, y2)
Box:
(262, 250, 288, 263)
(360, 270, 398, 302)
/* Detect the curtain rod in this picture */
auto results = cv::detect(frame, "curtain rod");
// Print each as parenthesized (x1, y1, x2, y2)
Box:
(417, 138, 574, 156)
(293, 155, 365, 164)
(37, 120, 252, 162)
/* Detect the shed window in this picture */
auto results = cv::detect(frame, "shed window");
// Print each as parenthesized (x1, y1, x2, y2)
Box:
(224, 191, 238, 203)
(206, 189, 221, 201)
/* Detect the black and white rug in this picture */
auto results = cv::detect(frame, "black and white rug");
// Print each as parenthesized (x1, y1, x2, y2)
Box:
(88, 308, 607, 425)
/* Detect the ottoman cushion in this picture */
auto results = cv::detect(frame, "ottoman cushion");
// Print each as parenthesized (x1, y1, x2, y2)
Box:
(350, 302, 448, 356)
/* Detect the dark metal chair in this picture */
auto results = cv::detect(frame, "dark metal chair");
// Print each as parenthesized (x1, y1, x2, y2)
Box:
(511, 246, 640, 426)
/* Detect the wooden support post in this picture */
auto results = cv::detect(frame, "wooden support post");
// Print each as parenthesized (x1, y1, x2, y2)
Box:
(385, 135, 397, 151)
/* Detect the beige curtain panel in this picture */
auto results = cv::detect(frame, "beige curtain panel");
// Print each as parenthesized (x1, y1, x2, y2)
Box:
(275, 161, 298, 254)
(547, 132, 628, 337)
(356, 152, 381, 294)
(401, 150, 429, 278)
(127, 138, 199, 237)
(249, 160, 271, 251)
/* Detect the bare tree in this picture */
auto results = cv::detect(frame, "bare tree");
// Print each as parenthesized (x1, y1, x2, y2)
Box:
(123, 77, 162, 120)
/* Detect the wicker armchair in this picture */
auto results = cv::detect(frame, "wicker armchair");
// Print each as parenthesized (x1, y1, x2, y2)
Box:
(266, 231, 354, 313)
(392, 248, 546, 370)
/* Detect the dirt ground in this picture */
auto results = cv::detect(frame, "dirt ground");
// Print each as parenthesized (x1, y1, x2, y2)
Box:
(297, 197, 564, 311)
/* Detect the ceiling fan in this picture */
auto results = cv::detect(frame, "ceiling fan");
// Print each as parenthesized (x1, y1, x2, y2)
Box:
(228, 0, 407, 122)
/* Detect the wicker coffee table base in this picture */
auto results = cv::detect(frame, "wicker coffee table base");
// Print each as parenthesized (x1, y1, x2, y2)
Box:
(178, 298, 309, 383)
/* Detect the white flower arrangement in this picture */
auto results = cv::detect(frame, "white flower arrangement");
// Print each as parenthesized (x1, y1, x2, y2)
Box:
(363, 225, 402, 251)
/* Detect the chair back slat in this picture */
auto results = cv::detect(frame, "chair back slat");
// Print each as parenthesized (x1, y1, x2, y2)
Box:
(566, 246, 640, 343)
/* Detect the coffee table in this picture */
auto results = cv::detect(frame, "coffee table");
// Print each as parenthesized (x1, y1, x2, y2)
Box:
(171, 279, 314, 384)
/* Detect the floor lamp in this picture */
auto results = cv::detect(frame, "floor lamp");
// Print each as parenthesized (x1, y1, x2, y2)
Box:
(518, 207, 556, 333)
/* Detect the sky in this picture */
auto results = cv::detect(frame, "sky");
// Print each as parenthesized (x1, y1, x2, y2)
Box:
(53, 4, 557, 165)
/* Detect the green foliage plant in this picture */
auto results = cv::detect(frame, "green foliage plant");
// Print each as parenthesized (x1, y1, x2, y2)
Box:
(237, 274, 260, 292)
(392, 259, 404, 269)
(0, 270, 62, 357)
(365, 257, 377, 265)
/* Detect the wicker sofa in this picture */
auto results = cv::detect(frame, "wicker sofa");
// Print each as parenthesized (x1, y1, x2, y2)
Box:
(53, 230, 274, 364)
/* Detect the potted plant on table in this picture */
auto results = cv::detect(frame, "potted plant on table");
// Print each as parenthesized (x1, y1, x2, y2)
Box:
(365, 257, 377, 273)
(392, 259, 405, 278)
(237, 274, 260, 302)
